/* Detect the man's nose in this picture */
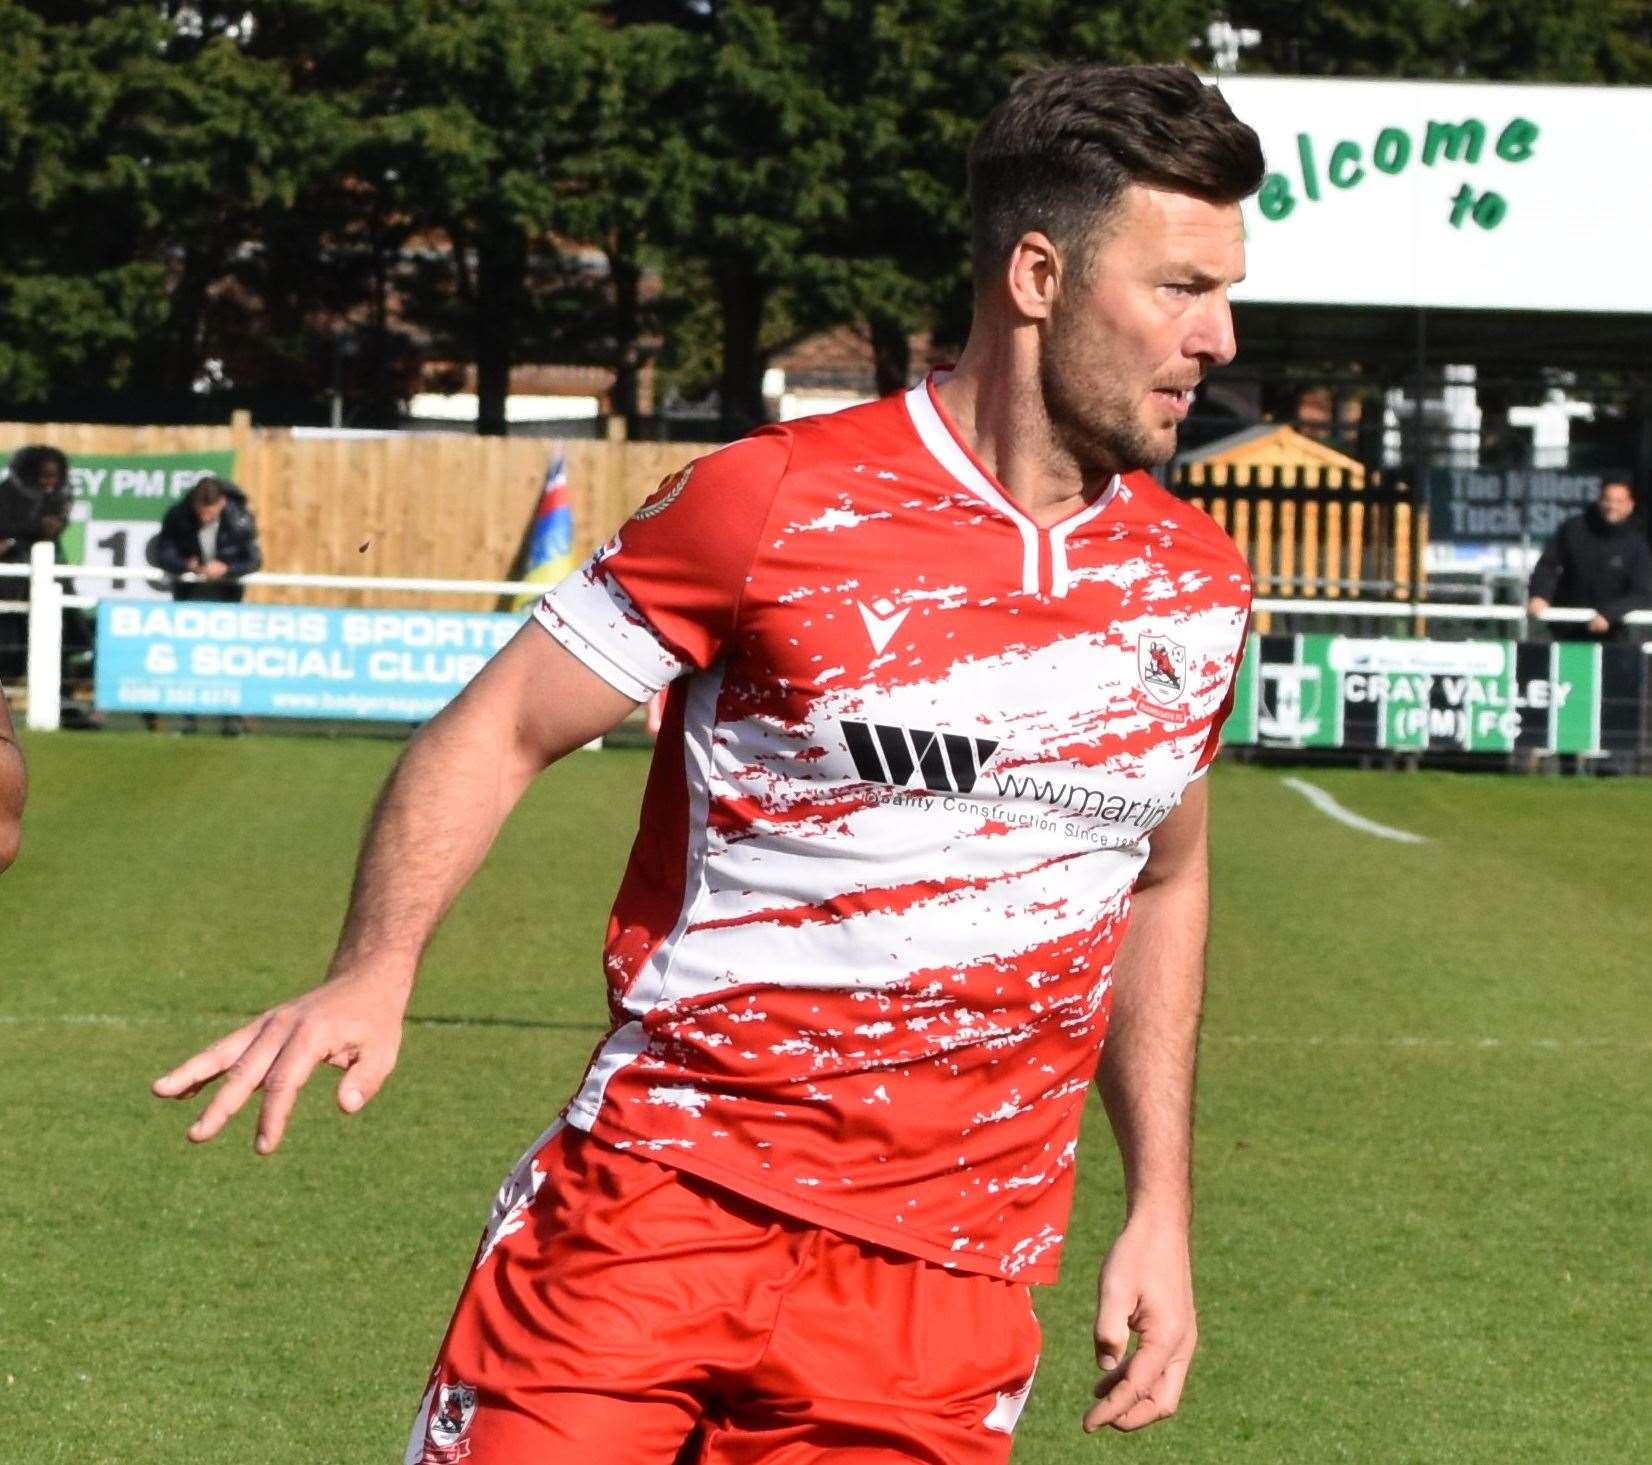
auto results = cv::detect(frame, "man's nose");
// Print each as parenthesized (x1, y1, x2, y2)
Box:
(1188, 293, 1237, 368)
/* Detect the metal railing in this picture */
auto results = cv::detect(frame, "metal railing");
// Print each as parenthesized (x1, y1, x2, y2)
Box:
(5, 539, 1650, 734)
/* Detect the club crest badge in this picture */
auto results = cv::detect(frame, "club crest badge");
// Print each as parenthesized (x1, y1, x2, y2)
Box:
(416, 1380, 478, 1461)
(1137, 634, 1187, 704)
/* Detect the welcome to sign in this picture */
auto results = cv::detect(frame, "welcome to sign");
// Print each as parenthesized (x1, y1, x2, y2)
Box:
(1216, 76, 1652, 314)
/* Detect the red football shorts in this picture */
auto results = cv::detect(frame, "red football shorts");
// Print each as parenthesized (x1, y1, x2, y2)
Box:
(406, 1124, 1042, 1464)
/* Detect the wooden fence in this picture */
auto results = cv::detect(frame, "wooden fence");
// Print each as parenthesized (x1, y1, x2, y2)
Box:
(1169, 461, 1422, 600)
(1, 417, 1422, 611)
(0, 415, 717, 610)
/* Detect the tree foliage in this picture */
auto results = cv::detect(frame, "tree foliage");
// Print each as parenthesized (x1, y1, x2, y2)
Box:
(0, 0, 1648, 429)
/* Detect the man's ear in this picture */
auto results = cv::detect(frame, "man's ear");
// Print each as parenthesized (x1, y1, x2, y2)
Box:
(1005, 231, 1062, 323)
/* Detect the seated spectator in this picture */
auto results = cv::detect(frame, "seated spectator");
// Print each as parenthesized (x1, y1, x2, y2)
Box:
(0, 689, 24, 872)
(1527, 479, 1652, 642)
(151, 475, 263, 603)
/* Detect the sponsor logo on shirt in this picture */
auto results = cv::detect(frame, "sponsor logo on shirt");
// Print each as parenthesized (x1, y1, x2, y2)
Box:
(842, 719, 999, 794)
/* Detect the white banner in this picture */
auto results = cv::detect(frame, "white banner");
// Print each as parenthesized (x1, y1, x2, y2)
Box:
(1217, 76, 1652, 313)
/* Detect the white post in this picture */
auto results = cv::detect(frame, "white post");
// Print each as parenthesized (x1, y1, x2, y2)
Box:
(25, 540, 62, 732)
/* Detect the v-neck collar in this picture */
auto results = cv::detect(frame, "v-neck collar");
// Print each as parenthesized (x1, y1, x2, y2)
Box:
(902, 373, 1121, 597)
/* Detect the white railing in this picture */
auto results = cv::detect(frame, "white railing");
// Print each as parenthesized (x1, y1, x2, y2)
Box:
(5, 539, 1650, 732)
(3, 542, 546, 731)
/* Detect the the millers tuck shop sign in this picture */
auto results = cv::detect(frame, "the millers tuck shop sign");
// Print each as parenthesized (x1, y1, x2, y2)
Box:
(1213, 76, 1652, 315)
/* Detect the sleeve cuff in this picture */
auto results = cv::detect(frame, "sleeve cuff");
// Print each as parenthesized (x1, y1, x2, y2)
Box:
(532, 563, 688, 702)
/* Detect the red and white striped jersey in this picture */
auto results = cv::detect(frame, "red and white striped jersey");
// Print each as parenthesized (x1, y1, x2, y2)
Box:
(533, 376, 1250, 1283)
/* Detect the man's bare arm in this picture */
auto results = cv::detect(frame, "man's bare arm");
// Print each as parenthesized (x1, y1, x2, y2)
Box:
(0, 693, 25, 872)
(1083, 776, 1211, 1434)
(151, 623, 638, 1152)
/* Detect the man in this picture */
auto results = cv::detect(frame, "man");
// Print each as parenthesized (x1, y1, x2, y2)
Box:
(0, 445, 73, 681)
(0, 689, 24, 872)
(150, 475, 263, 603)
(154, 64, 1263, 1462)
(149, 475, 263, 732)
(1527, 478, 1652, 641)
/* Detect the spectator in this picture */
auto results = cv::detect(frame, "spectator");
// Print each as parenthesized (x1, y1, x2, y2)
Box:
(149, 475, 263, 733)
(0, 688, 23, 872)
(151, 475, 263, 602)
(0, 445, 74, 681)
(0, 444, 98, 703)
(1527, 479, 1652, 641)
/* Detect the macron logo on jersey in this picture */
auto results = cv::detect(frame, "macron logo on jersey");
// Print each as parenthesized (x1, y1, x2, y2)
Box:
(842, 719, 1000, 795)
(857, 597, 910, 654)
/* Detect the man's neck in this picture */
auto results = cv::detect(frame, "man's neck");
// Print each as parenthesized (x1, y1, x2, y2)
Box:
(932, 332, 1118, 529)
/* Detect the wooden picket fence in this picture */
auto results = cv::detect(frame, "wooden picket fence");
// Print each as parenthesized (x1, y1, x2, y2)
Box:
(0, 416, 1422, 611)
(1169, 461, 1422, 600)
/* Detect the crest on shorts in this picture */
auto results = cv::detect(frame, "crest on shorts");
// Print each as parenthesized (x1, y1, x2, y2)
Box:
(1137, 634, 1187, 704)
(429, 1381, 477, 1450)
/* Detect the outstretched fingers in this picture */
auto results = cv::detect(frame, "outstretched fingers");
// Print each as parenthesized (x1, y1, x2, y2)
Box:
(151, 1019, 268, 1101)
(180, 1017, 294, 1145)
(252, 1027, 341, 1154)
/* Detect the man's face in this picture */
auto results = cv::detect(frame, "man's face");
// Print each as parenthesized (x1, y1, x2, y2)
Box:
(1040, 186, 1245, 475)
(196, 498, 225, 526)
(36, 460, 61, 492)
(1599, 483, 1634, 525)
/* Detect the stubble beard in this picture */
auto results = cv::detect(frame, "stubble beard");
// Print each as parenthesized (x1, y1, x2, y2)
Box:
(1039, 310, 1174, 478)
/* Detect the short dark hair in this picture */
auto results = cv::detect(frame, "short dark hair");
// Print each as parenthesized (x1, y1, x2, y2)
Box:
(968, 63, 1266, 292)
(189, 476, 227, 509)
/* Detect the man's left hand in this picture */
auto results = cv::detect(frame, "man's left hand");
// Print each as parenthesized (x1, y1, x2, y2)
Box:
(1588, 612, 1610, 635)
(203, 559, 230, 581)
(1083, 1217, 1197, 1433)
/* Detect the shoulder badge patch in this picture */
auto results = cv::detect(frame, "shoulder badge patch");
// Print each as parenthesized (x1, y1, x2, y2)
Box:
(632, 463, 694, 522)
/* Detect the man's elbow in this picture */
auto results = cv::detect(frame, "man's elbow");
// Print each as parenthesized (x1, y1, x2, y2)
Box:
(0, 819, 20, 873)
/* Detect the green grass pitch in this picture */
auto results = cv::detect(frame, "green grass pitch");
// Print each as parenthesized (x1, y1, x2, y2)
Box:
(3, 733, 1649, 1462)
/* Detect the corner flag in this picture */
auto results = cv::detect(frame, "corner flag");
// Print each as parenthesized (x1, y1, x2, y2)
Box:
(513, 450, 576, 612)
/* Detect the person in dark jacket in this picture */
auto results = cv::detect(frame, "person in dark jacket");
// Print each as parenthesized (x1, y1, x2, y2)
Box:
(150, 475, 263, 603)
(0, 445, 71, 558)
(148, 475, 263, 733)
(0, 445, 78, 682)
(1527, 480, 1652, 641)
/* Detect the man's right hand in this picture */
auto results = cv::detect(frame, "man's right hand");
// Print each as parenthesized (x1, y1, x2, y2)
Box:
(1526, 596, 1550, 618)
(151, 967, 412, 1154)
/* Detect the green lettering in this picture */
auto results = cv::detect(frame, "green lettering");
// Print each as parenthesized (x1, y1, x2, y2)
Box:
(1259, 172, 1296, 221)
(1449, 182, 1477, 228)
(1496, 117, 1539, 162)
(1329, 140, 1365, 189)
(1423, 118, 1486, 166)
(1472, 191, 1508, 229)
(1374, 127, 1411, 175)
(1296, 132, 1321, 202)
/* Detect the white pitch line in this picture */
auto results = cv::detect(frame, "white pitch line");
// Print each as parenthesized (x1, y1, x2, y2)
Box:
(1280, 776, 1429, 844)
(2, 1015, 1645, 1048)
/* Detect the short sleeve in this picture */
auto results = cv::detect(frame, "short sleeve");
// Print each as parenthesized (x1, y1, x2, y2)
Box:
(534, 427, 791, 701)
(1191, 607, 1252, 776)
